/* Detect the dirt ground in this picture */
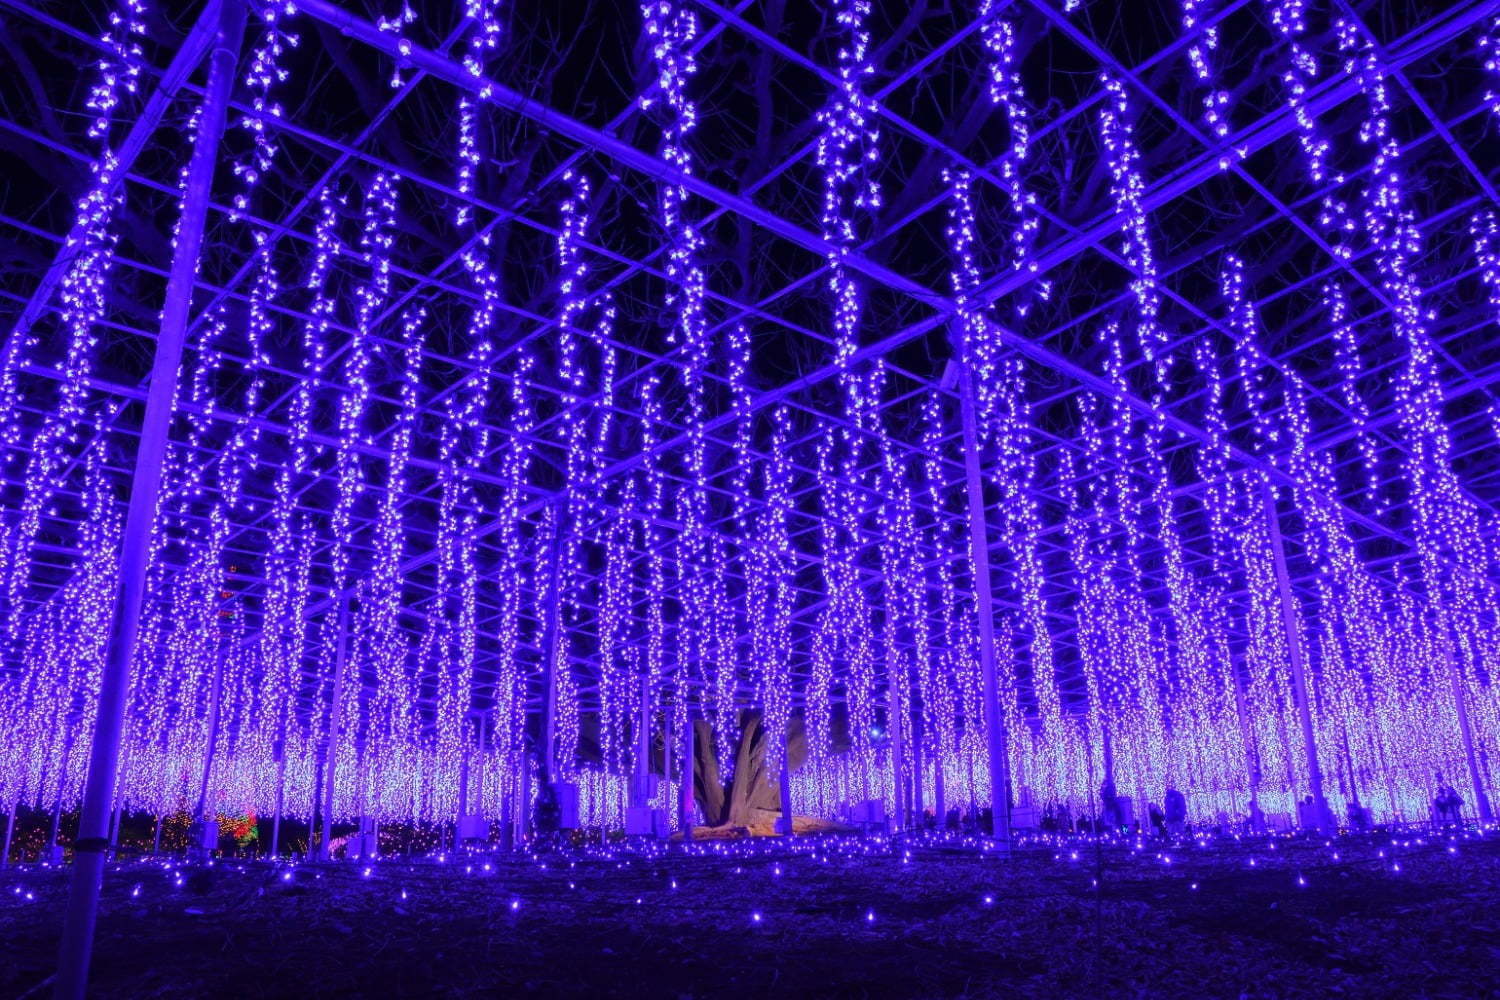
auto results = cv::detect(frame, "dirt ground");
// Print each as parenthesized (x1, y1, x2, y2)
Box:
(3, 828, 1497, 998)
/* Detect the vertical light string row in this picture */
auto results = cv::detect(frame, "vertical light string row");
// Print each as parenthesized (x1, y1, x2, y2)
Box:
(817, 0, 883, 787)
(1097, 73, 1168, 374)
(977, 2, 1049, 309)
(456, 0, 504, 228)
(641, 0, 734, 776)
(755, 407, 796, 781)
(1343, 19, 1498, 813)
(553, 170, 602, 768)
(1177, 0, 1234, 165)
(367, 306, 425, 818)
(1322, 281, 1382, 510)
(638, 372, 670, 774)
(5, 0, 149, 643)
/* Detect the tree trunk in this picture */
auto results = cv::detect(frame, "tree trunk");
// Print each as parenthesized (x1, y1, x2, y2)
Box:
(693, 713, 806, 827)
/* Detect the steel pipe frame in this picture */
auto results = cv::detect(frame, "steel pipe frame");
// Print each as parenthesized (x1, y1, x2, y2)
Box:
(684, 0, 1500, 594)
(11, 0, 1488, 569)
(8, 0, 1488, 629)
(2, 3, 1488, 740)
(253, 0, 1478, 665)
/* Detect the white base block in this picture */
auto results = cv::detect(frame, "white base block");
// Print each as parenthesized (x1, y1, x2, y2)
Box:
(850, 799, 886, 824)
(456, 815, 487, 841)
(624, 806, 656, 836)
(349, 833, 379, 859)
(630, 773, 660, 805)
(774, 816, 794, 835)
(1011, 805, 1039, 830)
(47, 844, 65, 864)
(552, 782, 580, 830)
(190, 820, 218, 852)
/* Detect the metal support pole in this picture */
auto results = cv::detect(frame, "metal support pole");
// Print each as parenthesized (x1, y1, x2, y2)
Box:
(958, 362, 1012, 855)
(53, 5, 245, 994)
(477, 715, 488, 825)
(518, 751, 532, 843)
(778, 755, 794, 836)
(1, 802, 14, 868)
(635, 674, 652, 801)
(933, 738, 946, 829)
(1342, 731, 1361, 810)
(193, 642, 227, 830)
(890, 693, 908, 833)
(108, 798, 125, 855)
(679, 704, 695, 838)
(540, 517, 562, 783)
(455, 730, 470, 851)
(1229, 658, 1263, 823)
(48, 797, 64, 857)
(269, 736, 286, 858)
(1442, 632, 1493, 823)
(319, 597, 351, 860)
(108, 736, 133, 853)
(1261, 481, 1331, 833)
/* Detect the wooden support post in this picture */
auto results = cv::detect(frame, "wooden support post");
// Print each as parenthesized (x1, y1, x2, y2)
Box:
(53, 5, 246, 994)
(958, 363, 1013, 856)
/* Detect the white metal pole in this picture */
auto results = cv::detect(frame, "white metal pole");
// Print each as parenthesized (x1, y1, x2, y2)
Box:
(54, 5, 245, 993)
(318, 598, 351, 860)
(958, 363, 1013, 855)
(1261, 481, 1331, 832)
(680, 705, 695, 838)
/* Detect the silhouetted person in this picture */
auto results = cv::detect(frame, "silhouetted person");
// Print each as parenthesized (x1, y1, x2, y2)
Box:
(1434, 774, 1463, 825)
(536, 782, 561, 845)
(1148, 803, 1166, 839)
(1099, 778, 1121, 831)
(1164, 787, 1186, 837)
